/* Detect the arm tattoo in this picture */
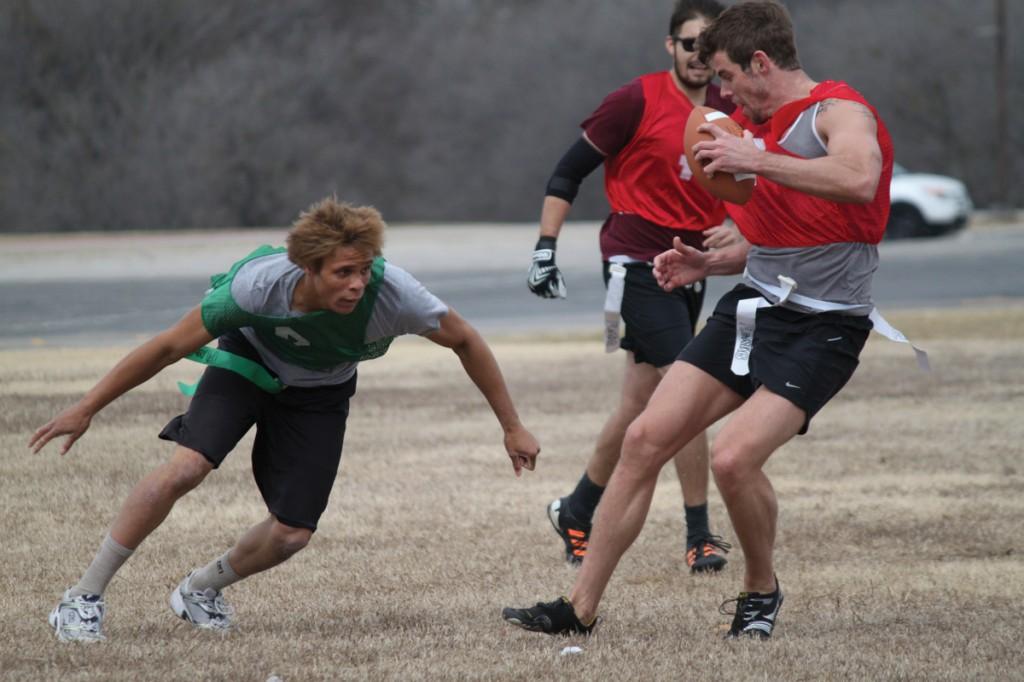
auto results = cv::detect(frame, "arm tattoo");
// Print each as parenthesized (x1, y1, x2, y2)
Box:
(819, 98, 874, 121)
(817, 98, 839, 115)
(817, 98, 877, 147)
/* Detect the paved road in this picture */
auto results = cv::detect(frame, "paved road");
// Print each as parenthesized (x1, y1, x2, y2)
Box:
(1, 221, 1022, 348)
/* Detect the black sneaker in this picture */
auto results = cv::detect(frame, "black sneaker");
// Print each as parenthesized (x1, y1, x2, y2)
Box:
(501, 597, 597, 636)
(547, 497, 591, 566)
(686, 534, 731, 574)
(721, 579, 784, 639)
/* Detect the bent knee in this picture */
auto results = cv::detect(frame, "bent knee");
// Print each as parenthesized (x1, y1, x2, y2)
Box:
(271, 522, 313, 558)
(157, 448, 212, 496)
(710, 443, 756, 489)
(620, 419, 675, 478)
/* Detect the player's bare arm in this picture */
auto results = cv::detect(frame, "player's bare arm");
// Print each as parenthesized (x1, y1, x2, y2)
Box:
(694, 98, 882, 203)
(654, 235, 750, 291)
(29, 307, 214, 455)
(425, 308, 540, 476)
(538, 133, 607, 239)
(538, 195, 573, 240)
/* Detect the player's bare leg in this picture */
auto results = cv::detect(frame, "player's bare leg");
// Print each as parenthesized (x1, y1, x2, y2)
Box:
(710, 386, 804, 593)
(109, 446, 213, 549)
(586, 354, 661, 485)
(169, 501, 312, 631)
(226, 515, 313, 577)
(51, 447, 212, 641)
(548, 355, 660, 564)
(673, 432, 709, 507)
(552, 356, 720, 567)
(568, 362, 743, 622)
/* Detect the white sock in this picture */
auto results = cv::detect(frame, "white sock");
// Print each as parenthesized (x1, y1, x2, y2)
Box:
(187, 551, 242, 594)
(70, 533, 134, 597)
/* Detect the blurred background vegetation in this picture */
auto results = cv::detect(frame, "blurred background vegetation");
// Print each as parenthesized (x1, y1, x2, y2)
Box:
(1, 0, 1019, 232)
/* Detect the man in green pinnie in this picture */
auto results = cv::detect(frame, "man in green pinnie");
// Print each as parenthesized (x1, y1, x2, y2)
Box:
(31, 197, 540, 642)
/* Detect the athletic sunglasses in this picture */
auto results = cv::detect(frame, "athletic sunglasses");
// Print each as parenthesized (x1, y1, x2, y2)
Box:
(672, 36, 698, 52)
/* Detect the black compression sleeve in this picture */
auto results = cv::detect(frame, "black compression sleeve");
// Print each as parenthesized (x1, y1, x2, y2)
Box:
(545, 137, 606, 203)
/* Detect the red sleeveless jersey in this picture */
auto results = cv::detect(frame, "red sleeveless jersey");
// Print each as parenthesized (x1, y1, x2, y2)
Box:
(602, 72, 727, 231)
(728, 81, 893, 247)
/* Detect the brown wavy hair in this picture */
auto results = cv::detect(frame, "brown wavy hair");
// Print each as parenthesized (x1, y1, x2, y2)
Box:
(287, 197, 385, 271)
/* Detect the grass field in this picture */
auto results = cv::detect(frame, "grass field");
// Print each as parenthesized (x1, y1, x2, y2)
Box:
(2, 306, 1022, 680)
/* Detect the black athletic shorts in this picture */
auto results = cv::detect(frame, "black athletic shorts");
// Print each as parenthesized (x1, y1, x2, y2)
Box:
(602, 261, 706, 368)
(678, 284, 872, 433)
(159, 331, 356, 531)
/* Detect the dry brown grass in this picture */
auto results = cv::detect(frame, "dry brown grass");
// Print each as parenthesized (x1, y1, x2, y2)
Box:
(2, 306, 1022, 680)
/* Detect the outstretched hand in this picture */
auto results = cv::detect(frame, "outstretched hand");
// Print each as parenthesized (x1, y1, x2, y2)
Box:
(29, 403, 93, 455)
(504, 425, 540, 477)
(653, 236, 708, 291)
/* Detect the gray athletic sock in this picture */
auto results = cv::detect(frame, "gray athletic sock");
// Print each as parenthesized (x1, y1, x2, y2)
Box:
(69, 533, 134, 597)
(187, 551, 242, 594)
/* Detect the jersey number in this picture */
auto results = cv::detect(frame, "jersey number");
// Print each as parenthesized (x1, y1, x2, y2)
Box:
(275, 326, 311, 347)
(678, 154, 693, 181)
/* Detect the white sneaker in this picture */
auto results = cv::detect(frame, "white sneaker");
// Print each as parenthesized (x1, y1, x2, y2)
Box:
(49, 589, 106, 642)
(169, 571, 234, 630)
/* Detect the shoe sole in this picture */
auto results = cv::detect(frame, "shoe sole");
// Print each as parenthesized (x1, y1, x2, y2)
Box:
(546, 499, 561, 534)
(169, 585, 191, 623)
(690, 556, 728, 574)
(502, 613, 550, 633)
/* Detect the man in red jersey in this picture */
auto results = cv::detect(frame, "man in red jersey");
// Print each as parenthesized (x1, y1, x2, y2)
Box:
(525, 0, 738, 574)
(506, 0, 895, 639)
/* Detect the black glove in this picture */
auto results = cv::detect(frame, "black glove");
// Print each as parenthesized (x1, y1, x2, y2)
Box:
(527, 236, 567, 299)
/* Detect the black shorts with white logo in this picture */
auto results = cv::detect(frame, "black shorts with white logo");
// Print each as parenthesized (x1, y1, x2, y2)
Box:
(602, 261, 706, 368)
(678, 284, 872, 433)
(159, 331, 356, 531)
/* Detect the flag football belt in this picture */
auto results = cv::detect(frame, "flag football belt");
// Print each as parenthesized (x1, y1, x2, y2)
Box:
(733, 271, 930, 376)
(177, 345, 286, 396)
(603, 255, 648, 353)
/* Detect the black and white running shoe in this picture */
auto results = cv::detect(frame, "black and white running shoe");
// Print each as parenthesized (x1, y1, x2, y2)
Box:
(502, 596, 597, 636)
(721, 578, 784, 639)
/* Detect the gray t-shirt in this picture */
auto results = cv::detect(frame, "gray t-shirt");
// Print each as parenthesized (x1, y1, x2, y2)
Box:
(228, 253, 448, 386)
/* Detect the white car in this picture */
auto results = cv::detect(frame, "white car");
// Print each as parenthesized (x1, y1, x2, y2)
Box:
(886, 163, 973, 239)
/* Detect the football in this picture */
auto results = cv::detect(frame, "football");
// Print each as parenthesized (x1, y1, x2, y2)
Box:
(684, 105, 756, 204)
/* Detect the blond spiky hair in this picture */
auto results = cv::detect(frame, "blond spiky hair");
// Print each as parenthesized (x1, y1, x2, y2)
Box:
(286, 197, 385, 271)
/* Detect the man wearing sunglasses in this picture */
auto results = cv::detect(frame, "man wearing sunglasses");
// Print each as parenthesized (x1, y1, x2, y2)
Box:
(525, 0, 736, 574)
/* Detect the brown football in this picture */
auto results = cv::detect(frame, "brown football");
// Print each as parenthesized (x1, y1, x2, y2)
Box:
(684, 105, 755, 205)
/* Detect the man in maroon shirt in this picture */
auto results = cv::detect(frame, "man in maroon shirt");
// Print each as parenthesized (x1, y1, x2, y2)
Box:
(526, 0, 738, 572)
